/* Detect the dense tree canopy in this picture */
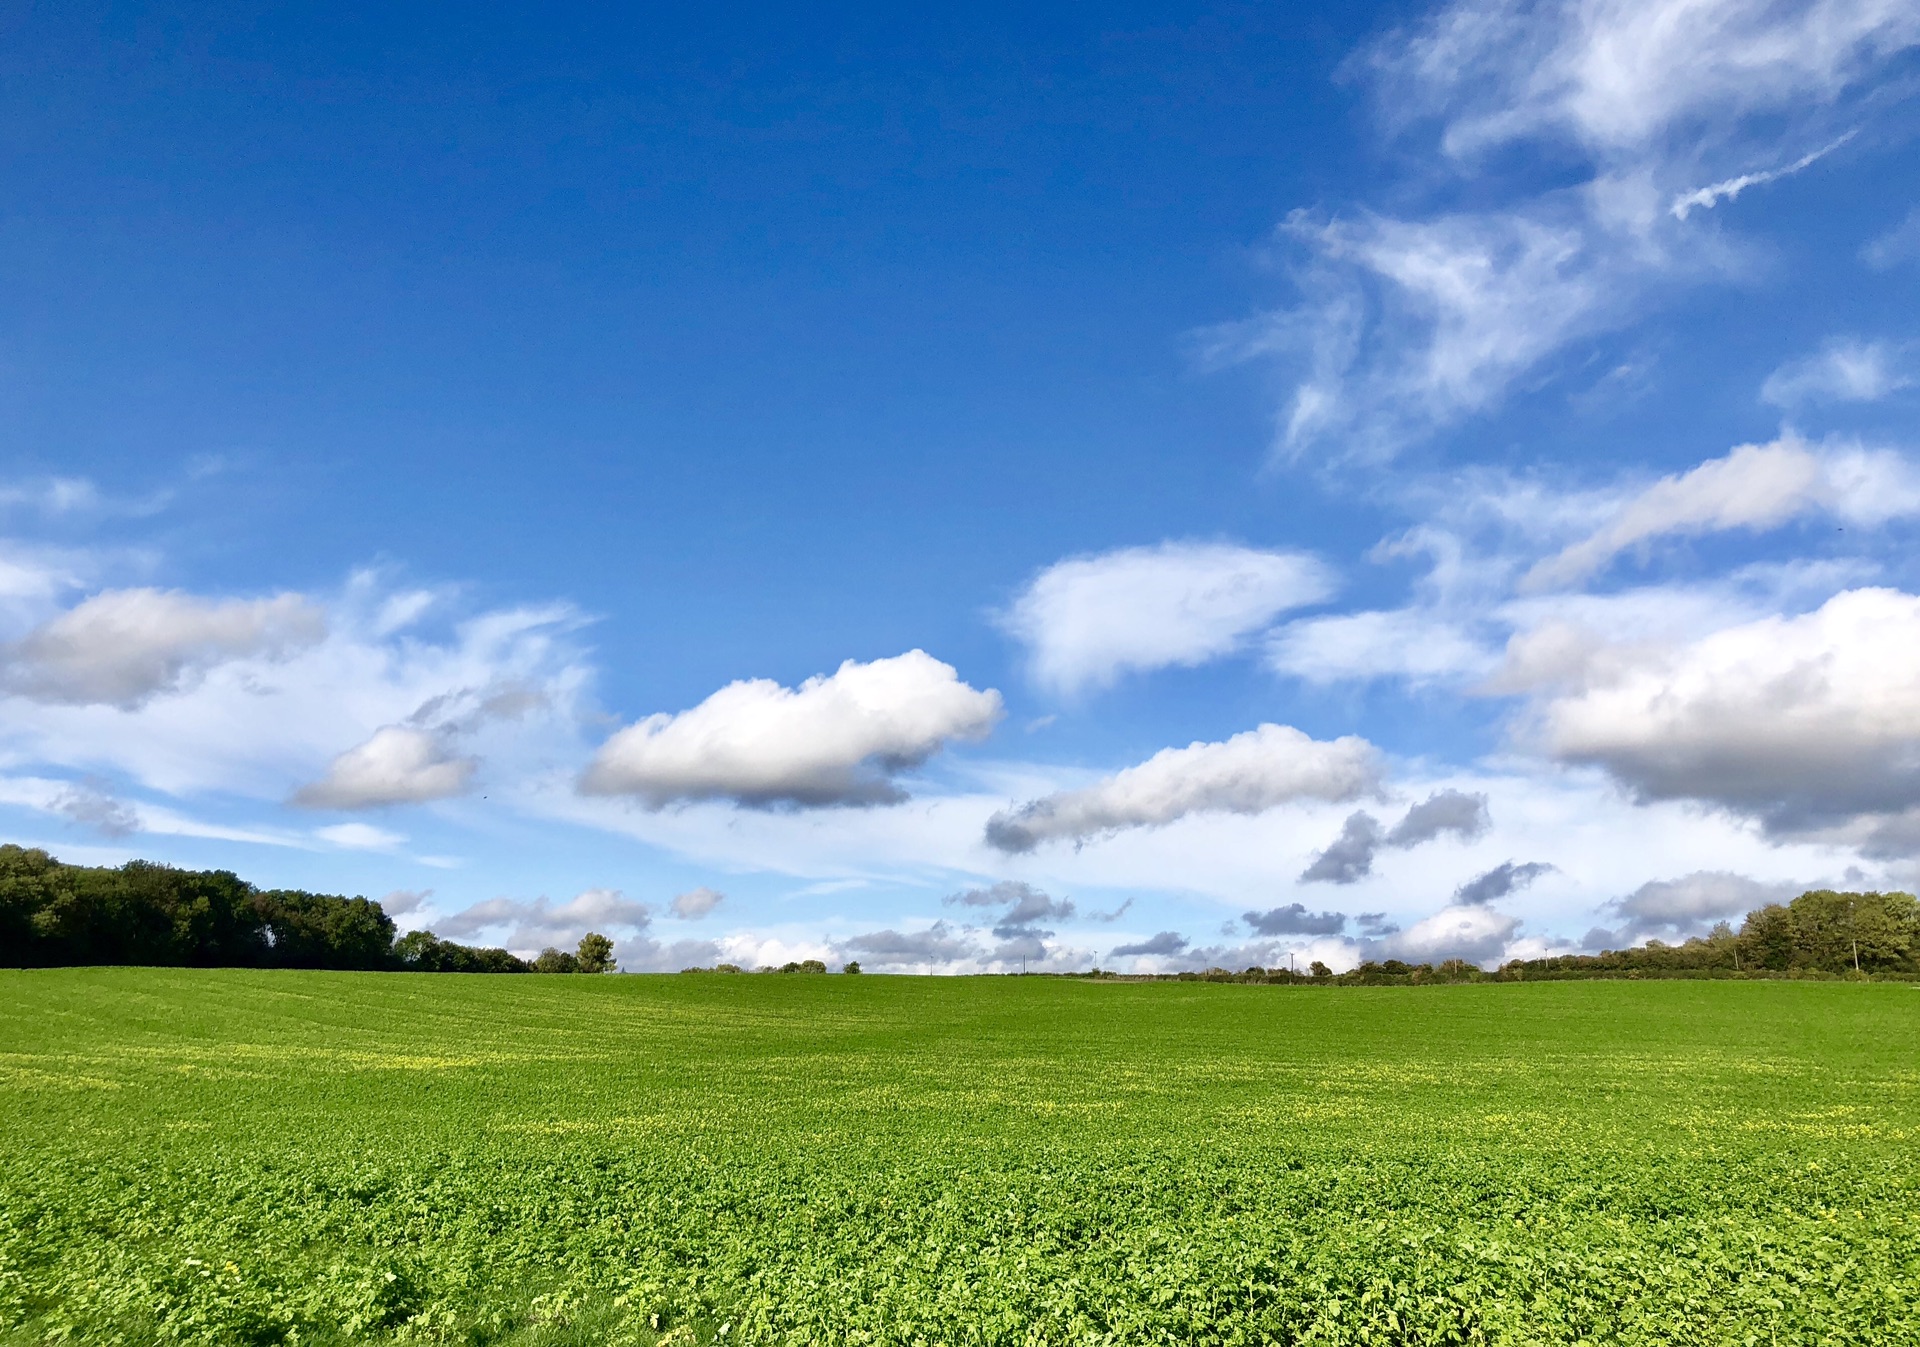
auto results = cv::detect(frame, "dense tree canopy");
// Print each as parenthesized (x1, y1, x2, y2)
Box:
(0, 847, 608, 973)
(1506, 890, 1920, 979)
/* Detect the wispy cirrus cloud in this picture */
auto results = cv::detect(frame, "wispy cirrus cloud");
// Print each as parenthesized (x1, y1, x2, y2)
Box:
(1227, 0, 1919, 460)
(1762, 338, 1915, 407)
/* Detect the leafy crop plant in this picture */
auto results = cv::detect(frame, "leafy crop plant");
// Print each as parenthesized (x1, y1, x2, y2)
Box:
(2, 971, 1915, 1343)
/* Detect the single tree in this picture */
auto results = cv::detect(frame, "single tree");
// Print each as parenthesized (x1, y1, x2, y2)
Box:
(576, 932, 617, 973)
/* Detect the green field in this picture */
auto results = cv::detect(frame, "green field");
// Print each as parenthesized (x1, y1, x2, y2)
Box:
(2, 972, 1916, 1345)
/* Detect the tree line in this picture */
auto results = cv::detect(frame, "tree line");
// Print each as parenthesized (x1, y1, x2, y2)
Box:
(1497, 888, 1919, 979)
(7, 844, 1914, 982)
(1095, 889, 1919, 985)
(0, 846, 614, 973)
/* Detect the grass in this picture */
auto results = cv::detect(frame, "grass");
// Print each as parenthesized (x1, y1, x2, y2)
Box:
(1, 970, 1916, 1344)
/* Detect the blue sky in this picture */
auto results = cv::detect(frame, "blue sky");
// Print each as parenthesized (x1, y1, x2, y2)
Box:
(5, 0, 1920, 971)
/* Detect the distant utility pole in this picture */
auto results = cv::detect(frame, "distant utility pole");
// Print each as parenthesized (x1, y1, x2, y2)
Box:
(1850, 897, 1861, 974)
(1289, 952, 1296, 977)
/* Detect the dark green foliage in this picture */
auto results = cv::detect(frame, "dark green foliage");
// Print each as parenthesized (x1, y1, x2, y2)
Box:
(575, 932, 616, 974)
(1506, 889, 1920, 979)
(254, 891, 396, 970)
(391, 930, 529, 973)
(2, 846, 263, 968)
(0, 846, 523, 973)
(532, 947, 581, 973)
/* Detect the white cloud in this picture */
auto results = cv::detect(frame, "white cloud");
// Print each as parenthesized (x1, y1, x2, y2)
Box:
(581, 651, 1003, 808)
(1762, 338, 1915, 406)
(1522, 436, 1920, 590)
(984, 723, 1380, 852)
(1250, 0, 1920, 458)
(1377, 903, 1523, 967)
(1534, 586, 1920, 832)
(0, 574, 590, 805)
(669, 886, 725, 919)
(0, 588, 326, 708)
(1595, 869, 1797, 944)
(51, 782, 139, 837)
(315, 821, 408, 851)
(293, 726, 477, 810)
(1000, 542, 1334, 695)
(1267, 608, 1494, 684)
(1265, 196, 1688, 456)
(1368, 0, 1919, 160)
(380, 888, 432, 918)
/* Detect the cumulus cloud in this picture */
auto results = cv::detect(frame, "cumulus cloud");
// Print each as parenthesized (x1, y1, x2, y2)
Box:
(841, 921, 979, 968)
(1300, 812, 1386, 884)
(581, 651, 1002, 809)
(51, 782, 138, 837)
(669, 886, 725, 919)
(1590, 870, 1798, 946)
(380, 889, 432, 919)
(946, 880, 1076, 935)
(293, 726, 477, 809)
(1242, 902, 1348, 936)
(0, 571, 590, 809)
(1388, 789, 1493, 846)
(1454, 860, 1556, 905)
(984, 723, 1380, 853)
(1000, 542, 1334, 695)
(1762, 338, 1914, 406)
(1534, 586, 1920, 833)
(1109, 930, 1189, 959)
(1302, 789, 1491, 883)
(0, 588, 325, 708)
(1376, 904, 1522, 967)
(436, 888, 652, 951)
(1522, 436, 1920, 590)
